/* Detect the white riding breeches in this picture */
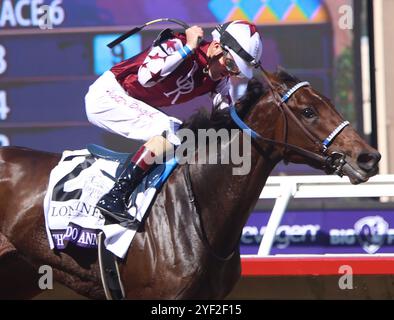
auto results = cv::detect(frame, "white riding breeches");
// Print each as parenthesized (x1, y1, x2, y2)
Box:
(85, 71, 182, 146)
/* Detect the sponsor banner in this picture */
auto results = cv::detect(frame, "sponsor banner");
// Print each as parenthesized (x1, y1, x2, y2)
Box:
(241, 210, 394, 255)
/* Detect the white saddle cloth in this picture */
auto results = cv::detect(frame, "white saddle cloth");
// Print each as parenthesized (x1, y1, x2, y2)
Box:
(43, 149, 156, 258)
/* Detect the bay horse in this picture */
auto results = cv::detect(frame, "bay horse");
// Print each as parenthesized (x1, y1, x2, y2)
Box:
(0, 70, 380, 299)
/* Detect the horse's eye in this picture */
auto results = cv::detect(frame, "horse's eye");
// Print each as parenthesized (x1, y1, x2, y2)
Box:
(302, 107, 316, 119)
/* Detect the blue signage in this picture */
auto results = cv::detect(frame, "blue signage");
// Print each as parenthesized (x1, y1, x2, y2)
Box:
(241, 210, 394, 255)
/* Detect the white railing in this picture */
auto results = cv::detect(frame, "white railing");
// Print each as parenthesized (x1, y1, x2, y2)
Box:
(257, 174, 394, 256)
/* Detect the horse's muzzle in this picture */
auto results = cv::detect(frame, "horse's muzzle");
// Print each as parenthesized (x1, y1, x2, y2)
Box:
(357, 151, 381, 174)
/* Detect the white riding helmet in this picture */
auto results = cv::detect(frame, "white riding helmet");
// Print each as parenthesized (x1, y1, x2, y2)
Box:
(212, 20, 263, 79)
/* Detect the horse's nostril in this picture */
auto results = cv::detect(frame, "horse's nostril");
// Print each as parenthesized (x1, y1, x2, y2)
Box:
(357, 152, 381, 172)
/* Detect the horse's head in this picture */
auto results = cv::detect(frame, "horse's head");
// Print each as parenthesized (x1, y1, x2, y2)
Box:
(237, 69, 380, 184)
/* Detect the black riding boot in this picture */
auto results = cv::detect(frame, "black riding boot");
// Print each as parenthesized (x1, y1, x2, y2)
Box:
(96, 145, 155, 223)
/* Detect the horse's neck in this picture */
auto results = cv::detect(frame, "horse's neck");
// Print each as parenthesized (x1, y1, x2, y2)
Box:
(190, 131, 279, 257)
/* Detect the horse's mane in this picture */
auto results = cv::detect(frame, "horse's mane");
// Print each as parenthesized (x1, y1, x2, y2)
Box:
(181, 68, 300, 135)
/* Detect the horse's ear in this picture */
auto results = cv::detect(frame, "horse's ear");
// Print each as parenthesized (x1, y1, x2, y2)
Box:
(274, 66, 288, 83)
(276, 67, 300, 85)
(252, 67, 276, 88)
(276, 65, 287, 75)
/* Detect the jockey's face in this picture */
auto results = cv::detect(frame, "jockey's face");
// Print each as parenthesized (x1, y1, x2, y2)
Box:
(207, 41, 240, 81)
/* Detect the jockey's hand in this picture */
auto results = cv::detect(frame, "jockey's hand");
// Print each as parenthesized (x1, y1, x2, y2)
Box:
(185, 26, 203, 51)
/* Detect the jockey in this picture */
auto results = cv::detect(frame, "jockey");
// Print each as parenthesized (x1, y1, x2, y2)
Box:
(85, 20, 263, 223)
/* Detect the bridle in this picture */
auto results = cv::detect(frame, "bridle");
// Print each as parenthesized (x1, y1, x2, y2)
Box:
(230, 69, 350, 177)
